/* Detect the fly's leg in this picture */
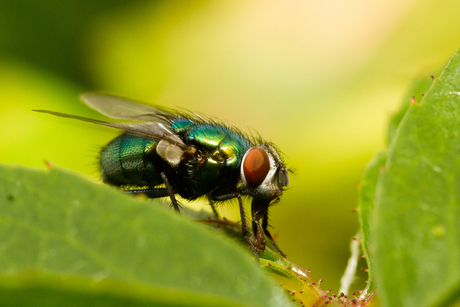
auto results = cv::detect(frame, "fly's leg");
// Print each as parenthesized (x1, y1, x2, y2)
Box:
(160, 172, 181, 213)
(237, 196, 259, 261)
(251, 218, 266, 251)
(250, 203, 266, 252)
(125, 188, 169, 198)
(208, 198, 220, 218)
(125, 185, 181, 213)
(262, 210, 286, 257)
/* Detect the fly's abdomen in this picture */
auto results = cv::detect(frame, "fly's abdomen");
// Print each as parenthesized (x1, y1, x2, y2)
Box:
(100, 134, 162, 188)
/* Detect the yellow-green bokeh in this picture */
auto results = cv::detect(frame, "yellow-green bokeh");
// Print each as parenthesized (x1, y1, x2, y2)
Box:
(1, 0, 460, 292)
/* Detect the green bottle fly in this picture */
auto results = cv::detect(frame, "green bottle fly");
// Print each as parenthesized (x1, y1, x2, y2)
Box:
(35, 93, 290, 260)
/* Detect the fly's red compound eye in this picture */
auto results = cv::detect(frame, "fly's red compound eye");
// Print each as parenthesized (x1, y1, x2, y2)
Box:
(243, 147, 270, 188)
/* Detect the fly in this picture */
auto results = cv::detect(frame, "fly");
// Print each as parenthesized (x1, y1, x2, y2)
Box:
(34, 93, 290, 260)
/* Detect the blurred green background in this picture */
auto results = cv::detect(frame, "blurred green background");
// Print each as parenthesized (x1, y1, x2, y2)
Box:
(1, 0, 460, 292)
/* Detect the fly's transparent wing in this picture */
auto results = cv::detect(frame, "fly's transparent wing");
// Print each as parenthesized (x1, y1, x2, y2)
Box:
(80, 92, 168, 122)
(33, 110, 191, 151)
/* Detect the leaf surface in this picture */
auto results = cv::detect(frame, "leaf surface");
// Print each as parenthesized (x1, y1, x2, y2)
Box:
(0, 164, 292, 307)
(372, 48, 460, 307)
(357, 151, 385, 292)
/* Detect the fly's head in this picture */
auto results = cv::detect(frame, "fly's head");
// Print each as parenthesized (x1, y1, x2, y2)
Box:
(240, 143, 289, 207)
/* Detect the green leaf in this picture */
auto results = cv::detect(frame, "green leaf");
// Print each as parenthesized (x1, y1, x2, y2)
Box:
(372, 48, 460, 307)
(387, 75, 435, 145)
(0, 272, 245, 307)
(0, 164, 293, 307)
(359, 69, 439, 301)
(357, 151, 386, 292)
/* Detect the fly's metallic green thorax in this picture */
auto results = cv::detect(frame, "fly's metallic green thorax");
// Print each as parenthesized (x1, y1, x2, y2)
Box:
(172, 118, 253, 167)
(34, 92, 290, 260)
(173, 119, 253, 197)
